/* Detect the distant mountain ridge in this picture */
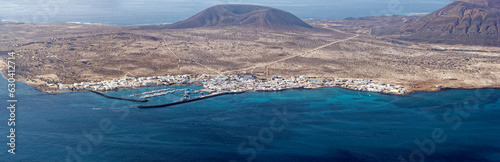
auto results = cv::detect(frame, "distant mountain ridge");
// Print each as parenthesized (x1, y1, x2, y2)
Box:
(401, 0, 500, 46)
(166, 4, 313, 30)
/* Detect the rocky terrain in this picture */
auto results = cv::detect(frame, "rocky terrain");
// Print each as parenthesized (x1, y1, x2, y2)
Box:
(400, 0, 500, 46)
(149, 4, 313, 30)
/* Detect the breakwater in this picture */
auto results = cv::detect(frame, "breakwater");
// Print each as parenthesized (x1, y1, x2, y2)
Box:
(138, 91, 244, 108)
(90, 91, 149, 102)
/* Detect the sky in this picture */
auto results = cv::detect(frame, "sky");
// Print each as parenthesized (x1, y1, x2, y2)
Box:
(0, 0, 454, 25)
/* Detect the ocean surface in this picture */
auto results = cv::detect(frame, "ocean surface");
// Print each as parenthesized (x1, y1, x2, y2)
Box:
(1, 76, 499, 161)
(0, 0, 452, 25)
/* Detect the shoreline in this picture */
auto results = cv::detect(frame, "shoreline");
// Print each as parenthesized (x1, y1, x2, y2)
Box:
(8, 77, 500, 96)
(1, 58, 499, 95)
(0, 71, 499, 96)
(50, 75, 412, 95)
(1, 72, 499, 109)
(39, 83, 500, 95)
(1, 72, 499, 96)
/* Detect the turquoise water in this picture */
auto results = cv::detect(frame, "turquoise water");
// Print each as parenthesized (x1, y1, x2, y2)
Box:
(1, 76, 499, 161)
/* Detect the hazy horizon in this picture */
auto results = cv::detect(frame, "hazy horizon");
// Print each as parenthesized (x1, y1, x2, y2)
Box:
(1, 0, 453, 25)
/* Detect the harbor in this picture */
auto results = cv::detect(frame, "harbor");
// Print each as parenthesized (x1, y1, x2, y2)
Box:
(137, 90, 245, 108)
(59, 74, 406, 95)
(128, 88, 174, 97)
(129, 88, 192, 99)
(90, 91, 149, 102)
(65, 74, 408, 108)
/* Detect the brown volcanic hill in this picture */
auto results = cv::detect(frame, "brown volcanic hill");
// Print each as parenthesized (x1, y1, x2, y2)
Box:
(165, 4, 313, 30)
(400, 0, 500, 46)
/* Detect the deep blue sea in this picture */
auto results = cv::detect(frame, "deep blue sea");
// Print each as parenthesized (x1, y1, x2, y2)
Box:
(1, 76, 499, 161)
(0, 0, 452, 25)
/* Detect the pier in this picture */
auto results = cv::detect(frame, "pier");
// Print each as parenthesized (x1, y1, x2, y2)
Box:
(90, 91, 149, 102)
(138, 88, 191, 99)
(129, 88, 174, 97)
(137, 91, 244, 108)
